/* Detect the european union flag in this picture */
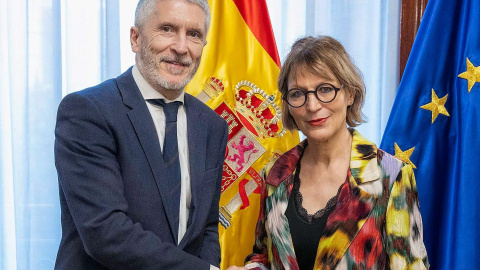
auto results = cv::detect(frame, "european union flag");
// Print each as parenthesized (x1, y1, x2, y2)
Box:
(381, 0, 480, 269)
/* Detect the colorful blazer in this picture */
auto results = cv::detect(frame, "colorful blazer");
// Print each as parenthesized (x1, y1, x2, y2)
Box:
(245, 130, 429, 269)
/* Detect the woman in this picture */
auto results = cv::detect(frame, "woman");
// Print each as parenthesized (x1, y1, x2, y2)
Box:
(228, 36, 429, 270)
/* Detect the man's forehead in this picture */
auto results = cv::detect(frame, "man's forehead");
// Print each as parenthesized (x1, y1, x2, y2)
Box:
(149, 0, 207, 29)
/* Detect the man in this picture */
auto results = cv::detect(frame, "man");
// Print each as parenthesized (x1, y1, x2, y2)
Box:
(54, 0, 228, 269)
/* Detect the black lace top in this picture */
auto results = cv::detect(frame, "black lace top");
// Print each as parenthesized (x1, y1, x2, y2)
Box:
(285, 156, 343, 270)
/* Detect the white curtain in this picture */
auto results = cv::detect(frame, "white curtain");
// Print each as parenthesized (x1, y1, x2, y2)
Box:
(0, 0, 133, 268)
(0, 1, 399, 269)
(267, 0, 401, 144)
(1, 0, 62, 268)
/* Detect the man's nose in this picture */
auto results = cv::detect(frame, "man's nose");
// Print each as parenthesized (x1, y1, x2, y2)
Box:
(171, 34, 188, 54)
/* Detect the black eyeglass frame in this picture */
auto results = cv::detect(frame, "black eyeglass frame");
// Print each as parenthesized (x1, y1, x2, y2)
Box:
(283, 83, 343, 108)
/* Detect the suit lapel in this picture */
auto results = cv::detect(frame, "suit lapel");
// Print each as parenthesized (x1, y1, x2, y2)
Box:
(178, 94, 207, 248)
(117, 68, 178, 243)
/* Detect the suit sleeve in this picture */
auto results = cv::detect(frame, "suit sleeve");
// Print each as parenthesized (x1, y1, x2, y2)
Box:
(385, 163, 430, 269)
(199, 119, 229, 266)
(55, 93, 210, 270)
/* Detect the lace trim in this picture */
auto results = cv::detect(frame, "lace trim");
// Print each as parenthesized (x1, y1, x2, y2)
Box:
(293, 158, 342, 224)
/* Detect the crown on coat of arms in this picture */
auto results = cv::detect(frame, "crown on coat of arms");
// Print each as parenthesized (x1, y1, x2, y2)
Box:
(234, 80, 286, 138)
(203, 77, 225, 98)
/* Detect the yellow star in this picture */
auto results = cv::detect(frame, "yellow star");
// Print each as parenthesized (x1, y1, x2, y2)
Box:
(420, 89, 449, 124)
(458, 58, 480, 93)
(394, 143, 416, 169)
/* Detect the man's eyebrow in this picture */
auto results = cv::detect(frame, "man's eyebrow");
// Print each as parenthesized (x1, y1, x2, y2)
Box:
(188, 25, 205, 33)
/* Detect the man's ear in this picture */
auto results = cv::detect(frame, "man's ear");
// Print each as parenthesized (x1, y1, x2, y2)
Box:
(130, 27, 140, 53)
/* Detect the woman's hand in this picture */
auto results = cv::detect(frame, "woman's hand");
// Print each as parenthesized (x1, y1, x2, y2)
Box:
(226, 266, 248, 270)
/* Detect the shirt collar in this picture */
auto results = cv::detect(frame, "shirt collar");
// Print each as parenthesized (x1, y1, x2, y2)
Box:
(132, 65, 185, 103)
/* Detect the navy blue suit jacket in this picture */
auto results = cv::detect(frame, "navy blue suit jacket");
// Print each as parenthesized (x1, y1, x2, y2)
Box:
(54, 67, 228, 269)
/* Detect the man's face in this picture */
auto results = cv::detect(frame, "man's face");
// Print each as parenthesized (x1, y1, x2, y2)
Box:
(131, 0, 207, 98)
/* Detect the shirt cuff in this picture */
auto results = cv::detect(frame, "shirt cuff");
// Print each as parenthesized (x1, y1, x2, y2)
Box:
(210, 265, 220, 270)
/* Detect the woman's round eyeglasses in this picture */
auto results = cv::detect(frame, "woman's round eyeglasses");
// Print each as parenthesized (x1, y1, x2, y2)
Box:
(283, 83, 343, 108)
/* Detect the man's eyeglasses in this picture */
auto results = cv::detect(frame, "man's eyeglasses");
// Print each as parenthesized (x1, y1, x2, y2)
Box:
(283, 83, 343, 108)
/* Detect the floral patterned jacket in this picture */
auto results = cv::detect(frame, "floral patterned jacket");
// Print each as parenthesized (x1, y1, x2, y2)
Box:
(245, 130, 429, 270)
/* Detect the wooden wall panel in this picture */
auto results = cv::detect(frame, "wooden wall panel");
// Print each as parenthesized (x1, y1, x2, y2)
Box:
(400, 0, 428, 79)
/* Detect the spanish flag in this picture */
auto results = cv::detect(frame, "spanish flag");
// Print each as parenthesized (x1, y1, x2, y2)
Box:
(185, 0, 299, 268)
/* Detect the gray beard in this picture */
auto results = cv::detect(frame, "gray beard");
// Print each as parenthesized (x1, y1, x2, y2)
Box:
(137, 45, 200, 92)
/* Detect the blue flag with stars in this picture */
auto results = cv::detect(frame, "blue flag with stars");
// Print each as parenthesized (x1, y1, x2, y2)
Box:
(381, 0, 480, 269)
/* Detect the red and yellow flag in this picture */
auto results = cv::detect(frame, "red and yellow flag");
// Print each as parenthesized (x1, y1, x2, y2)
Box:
(186, 0, 299, 268)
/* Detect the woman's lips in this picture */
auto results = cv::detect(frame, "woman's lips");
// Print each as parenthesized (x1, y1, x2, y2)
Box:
(308, 117, 328, 126)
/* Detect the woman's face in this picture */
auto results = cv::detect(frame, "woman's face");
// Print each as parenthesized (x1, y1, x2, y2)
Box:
(287, 66, 353, 144)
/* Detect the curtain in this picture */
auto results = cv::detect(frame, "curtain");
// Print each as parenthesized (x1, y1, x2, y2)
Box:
(1, 0, 62, 268)
(0, 0, 128, 268)
(0, 1, 399, 268)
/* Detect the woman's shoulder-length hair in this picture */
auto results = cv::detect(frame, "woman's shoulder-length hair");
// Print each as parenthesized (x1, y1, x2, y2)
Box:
(278, 35, 366, 130)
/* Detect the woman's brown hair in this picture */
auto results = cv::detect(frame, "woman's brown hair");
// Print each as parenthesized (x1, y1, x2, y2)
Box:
(278, 36, 366, 130)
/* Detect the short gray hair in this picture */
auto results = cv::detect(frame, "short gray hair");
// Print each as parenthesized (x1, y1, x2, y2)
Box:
(134, 0, 210, 33)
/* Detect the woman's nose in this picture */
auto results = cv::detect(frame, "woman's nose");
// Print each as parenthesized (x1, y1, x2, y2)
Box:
(305, 92, 322, 111)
